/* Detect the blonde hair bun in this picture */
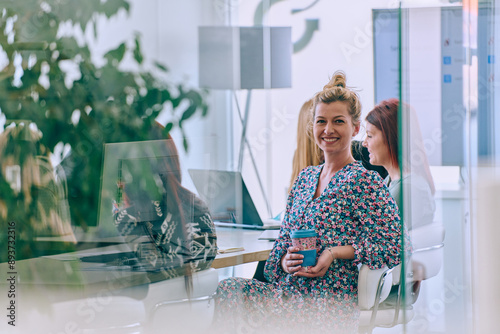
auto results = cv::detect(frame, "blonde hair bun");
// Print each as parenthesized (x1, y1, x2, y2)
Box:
(313, 70, 362, 126)
(323, 71, 347, 90)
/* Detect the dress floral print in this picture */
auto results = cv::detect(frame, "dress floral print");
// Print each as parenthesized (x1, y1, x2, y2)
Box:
(212, 161, 403, 334)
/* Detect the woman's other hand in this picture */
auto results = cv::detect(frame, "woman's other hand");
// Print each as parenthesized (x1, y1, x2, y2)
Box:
(281, 247, 304, 274)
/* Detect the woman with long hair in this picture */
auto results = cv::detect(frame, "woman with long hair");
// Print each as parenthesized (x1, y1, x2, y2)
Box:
(363, 98, 435, 230)
(113, 125, 217, 280)
(289, 99, 322, 192)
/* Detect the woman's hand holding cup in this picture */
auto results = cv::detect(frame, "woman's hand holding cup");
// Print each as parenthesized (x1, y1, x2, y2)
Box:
(293, 248, 334, 278)
(281, 247, 304, 274)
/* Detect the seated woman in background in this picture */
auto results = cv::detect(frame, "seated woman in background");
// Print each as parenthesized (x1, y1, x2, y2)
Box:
(113, 126, 217, 279)
(288, 99, 323, 192)
(362, 98, 435, 230)
(212, 72, 404, 334)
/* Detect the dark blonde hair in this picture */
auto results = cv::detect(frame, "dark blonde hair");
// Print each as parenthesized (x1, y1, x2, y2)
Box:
(289, 99, 322, 191)
(310, 71, 362, 130)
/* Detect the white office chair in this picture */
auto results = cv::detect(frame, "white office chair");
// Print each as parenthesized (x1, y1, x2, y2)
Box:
(358, 222, 445, 333)
(42, 294, 147, 334)
(143, 268, 219, 334)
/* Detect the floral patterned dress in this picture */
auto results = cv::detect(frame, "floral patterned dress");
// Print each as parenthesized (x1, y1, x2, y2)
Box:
(212, 161, 403, 334)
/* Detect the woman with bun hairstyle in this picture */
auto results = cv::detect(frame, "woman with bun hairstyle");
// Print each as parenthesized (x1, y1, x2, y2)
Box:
(211, 72, 405, 333)
(289, 100, 387, 194)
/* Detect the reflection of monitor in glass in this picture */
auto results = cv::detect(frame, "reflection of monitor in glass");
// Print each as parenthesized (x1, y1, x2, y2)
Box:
(188, 169, 263, 228)
(98, 140, 178, 237)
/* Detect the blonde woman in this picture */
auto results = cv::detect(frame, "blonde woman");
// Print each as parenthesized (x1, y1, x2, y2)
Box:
(212, 72, 403, 333)
(289, 100, 387, 193)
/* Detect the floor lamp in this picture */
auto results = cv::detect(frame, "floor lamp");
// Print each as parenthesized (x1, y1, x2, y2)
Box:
(198, 26, 292, 218)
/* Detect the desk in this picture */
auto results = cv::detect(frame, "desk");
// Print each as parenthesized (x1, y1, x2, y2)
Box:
(0, 227, 274, 290)
(0, 227, 273, 303)
(0, 228, 272, 333)
(212, 227, 274, 269)
(37, 227, 275, 270)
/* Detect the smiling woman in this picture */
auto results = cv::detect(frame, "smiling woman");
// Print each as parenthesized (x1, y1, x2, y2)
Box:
(310, 72, 361, 199)
(363, 98, 399, 179)
(363, 99, 436, 230)
(313, 102, 357, 155)
(364, 122, 393, 168)
(210, 71, 406, 334)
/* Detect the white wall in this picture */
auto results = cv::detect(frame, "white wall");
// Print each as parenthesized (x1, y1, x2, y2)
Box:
(233, 1, 453, 216)
(90, 0, 233, 192)
(90, 0, 449, 217)
(91, 0, 402, 216)
(233, 0, 403, 216)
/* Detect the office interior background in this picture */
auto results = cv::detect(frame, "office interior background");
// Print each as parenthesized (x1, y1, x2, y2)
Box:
(1, 0, 500, 333)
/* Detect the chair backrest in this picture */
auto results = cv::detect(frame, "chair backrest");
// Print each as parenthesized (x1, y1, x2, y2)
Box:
(357, 221, 446, 333)
(392, 222, 445, 285)
(358, 265, 394, 310)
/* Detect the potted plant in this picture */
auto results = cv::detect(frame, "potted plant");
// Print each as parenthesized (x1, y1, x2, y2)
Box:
(0, 0, 208, 260)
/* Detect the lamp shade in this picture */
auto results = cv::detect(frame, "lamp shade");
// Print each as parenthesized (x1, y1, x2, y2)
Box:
(198, 26, 292, 89)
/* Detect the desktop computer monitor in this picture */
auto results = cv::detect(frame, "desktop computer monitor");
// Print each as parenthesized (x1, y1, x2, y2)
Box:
(98, 139, 179, 238)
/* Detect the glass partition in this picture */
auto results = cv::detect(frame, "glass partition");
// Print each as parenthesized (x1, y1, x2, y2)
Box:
(396, 0, 499, 333)
(1, 0, 497, 333)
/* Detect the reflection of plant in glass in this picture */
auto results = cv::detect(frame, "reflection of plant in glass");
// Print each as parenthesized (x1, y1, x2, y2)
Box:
(0, 1, 208, 240)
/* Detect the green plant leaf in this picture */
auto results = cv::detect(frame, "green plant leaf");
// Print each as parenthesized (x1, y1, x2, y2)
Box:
(180, 127, 189, 151)
(103, 42, 126, 64)
(171, 97, 181, 109)
(74, 1, 99, 32)
(16, 12, 58, 43)
(93, 18, 98, 39)
(133, 34, 143, 65)
(164, 122, 173, 134)
(180, 104, 197, 124)
(154, 62, 169, 72)
(103, 0, 131, 17)
(202, 104, 209, 117)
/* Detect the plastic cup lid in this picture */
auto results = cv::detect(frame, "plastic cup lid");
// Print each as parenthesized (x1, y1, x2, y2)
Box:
(290, 229, 317, 238)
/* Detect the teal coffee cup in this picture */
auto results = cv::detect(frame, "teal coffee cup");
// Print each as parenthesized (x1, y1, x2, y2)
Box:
(291, 230, 317, 267)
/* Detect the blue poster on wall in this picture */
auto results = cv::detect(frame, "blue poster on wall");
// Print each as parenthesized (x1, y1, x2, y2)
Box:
(373, 9, 400, 104)
(373, 7, 466, 166)
(440, 7, 465, 166)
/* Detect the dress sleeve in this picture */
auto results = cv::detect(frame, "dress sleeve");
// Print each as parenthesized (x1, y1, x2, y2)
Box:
(263, 168, 306, 282)
(350, 171, 408, 269)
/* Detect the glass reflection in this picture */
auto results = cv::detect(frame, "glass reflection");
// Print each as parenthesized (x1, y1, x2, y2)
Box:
(0, 0, 489, 333)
